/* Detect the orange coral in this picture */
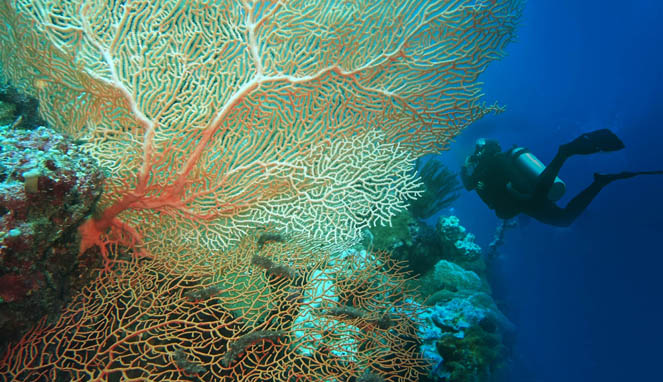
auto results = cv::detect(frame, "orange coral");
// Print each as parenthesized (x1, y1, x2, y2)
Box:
(0, 238, 427, 381)
(0, 0, 523, 261)
(0, 1, 523, 378)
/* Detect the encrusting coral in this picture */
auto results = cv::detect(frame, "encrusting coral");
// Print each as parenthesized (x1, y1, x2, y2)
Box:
(0, 124, 103, 352)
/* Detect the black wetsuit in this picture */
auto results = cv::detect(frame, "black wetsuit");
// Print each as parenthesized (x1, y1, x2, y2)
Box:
(461, 150, 522, 220)
(462, 146, 610, 227)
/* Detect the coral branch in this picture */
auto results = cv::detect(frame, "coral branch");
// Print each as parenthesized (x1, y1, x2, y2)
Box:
(0, 238, 427, 381)
(0, 0, 522, 259)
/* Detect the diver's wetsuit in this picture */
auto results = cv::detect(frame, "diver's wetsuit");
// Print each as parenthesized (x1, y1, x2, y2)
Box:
(461, 135, 635, 227)
(461, 147, 522, 220)
(520, 147, 608, 227)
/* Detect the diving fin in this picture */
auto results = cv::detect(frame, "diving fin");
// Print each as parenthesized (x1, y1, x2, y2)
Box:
(594, 170, 663, 185)
(563, 129, 625, 155)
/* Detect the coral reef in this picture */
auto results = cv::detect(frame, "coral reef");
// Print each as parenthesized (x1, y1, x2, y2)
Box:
(436, 216, 484, 271)
(0, 124, 104, 353)
(368, 212, 486, 277)
(0, 83, 46, 130)
(0, 1, 524, 379)
(418, 293, 515, 382)
(0, 0, 522, 261)
(419, 260, 488, 301)
(369, 213, 515, 381)
(0, 101, 13, 127)
(0, 237, 426, 381)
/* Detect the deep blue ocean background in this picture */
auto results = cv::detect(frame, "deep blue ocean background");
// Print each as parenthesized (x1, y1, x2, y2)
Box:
(439, 1, 663, 381)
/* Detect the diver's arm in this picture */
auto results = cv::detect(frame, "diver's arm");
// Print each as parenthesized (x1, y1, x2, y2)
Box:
(460, 161, 479, 190)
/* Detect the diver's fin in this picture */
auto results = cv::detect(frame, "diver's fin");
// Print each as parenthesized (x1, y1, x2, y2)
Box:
(634, 170, 663, 176)
(563, 129, 625, 155)
(594, 170, 663, 184)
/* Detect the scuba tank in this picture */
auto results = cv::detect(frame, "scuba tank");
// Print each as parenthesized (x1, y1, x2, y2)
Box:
(508, 147, 566, 201)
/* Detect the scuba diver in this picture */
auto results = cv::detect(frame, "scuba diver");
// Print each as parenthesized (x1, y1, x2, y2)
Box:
(460, 129, 663, 227)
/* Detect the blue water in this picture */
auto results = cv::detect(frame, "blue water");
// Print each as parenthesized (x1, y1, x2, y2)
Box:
(442, 1, 663, 381)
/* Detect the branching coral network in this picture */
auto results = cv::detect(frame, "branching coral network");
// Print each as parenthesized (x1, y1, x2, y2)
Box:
(0, 0, 522, 263)
(0, 238, 426, 381)
(0, 0, 523, 380)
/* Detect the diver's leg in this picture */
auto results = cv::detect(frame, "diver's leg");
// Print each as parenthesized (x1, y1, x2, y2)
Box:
(522, 197, 573, 227)
(532, 147, 569, 199)
(555, 179, 606, 226)
(532, 130, 625, 199)
(524, 180, 604, 227)
(554, 172, 649, 226)
(530, 170, 662, 227)
(595, 170, 663, 182)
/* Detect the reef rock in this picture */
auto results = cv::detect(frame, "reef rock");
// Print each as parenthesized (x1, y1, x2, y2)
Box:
(0, 124, 104, 352)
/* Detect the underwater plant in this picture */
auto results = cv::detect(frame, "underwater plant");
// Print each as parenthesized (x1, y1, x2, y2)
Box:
(409, 158, 462, 220)
(0, 0, 522, 264)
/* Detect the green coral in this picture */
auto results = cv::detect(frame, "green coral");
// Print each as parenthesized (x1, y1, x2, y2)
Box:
(419, 260, 488, 302)
(366, 210, 417, 251)
(0, 100, 15, 126)
(437, 315, 512, 382)
(435, 216, 486, 274)
(367, 210, 515, 381)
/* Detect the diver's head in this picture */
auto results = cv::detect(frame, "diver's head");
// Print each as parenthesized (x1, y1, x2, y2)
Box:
(461, 138, 502, 186)
(473, 138, 502, 158)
